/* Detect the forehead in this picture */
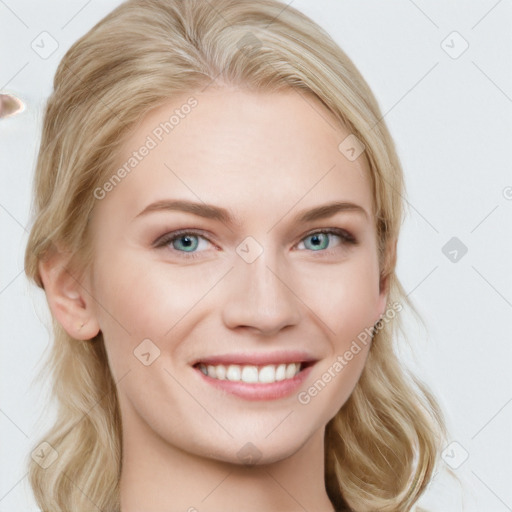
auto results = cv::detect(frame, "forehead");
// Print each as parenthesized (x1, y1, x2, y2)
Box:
(95, 87, 373, 224)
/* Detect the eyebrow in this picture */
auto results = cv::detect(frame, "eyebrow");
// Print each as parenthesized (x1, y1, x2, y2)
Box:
(134, 199, 369, 225)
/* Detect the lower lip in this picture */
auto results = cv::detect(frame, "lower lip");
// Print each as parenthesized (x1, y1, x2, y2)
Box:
(193, 364, 315, 401)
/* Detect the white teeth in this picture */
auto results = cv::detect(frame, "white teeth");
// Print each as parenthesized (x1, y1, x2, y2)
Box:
(259, 365, 275, 383)
(215, 364, 226, 380)
(285, 363, 298, 379)
(226, 364, 241, 381)
(275, 364, 286, 381)
(241, 365, 259, 383)
(197, 362, 303, 383)
(207, 365, 217, 378)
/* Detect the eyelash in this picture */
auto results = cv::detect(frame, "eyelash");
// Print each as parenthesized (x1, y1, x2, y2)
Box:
(153, 228, 358, 260)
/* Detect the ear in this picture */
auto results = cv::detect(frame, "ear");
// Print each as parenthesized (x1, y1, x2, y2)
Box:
(376, 237, 398, 320)
(38, 246, 100, 341)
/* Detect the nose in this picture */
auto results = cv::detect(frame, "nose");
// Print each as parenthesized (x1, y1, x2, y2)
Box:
(221, 248, 302, 336)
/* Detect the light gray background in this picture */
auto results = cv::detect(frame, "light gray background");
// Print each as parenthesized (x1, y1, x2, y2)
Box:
(1, 1, 511, 510)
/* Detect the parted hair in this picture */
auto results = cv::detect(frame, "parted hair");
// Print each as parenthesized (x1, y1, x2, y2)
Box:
(24, 0, 448, 510)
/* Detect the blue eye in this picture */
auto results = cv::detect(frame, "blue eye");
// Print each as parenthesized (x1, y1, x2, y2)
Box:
(153, 227, 356, 259)
(297, 228, 356, 252)
(301, 232, 335, 251)
(154, 230, 210, 258)
(170, 234, 200, 252)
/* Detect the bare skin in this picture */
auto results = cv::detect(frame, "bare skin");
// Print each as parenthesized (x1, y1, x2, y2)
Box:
(40, 85, 389, 511)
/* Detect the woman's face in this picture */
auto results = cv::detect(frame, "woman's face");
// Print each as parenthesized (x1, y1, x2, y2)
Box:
(86, 86, 388, 464)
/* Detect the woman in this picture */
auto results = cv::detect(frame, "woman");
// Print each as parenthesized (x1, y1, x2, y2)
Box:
(24, 0, 448, 510)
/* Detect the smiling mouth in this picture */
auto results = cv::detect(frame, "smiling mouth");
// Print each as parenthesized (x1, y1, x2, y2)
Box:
(193, 361, 316, 384)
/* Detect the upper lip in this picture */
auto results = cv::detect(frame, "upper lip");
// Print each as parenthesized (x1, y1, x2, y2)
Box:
(191, 350, 318, 367)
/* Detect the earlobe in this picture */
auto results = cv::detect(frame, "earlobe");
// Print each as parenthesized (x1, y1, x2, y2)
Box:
(38, 249, 100, 341)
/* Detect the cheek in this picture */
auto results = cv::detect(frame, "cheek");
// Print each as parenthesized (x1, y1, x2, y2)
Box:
(292, 251, 380, 415)
(295, 260, 379, 422)
(295, 251, 381, 334)
(298, 340, 371, 431)
(92, 249, 223, 346)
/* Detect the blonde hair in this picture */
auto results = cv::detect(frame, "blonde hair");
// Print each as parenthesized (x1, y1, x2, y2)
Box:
(24, 0, 449, 510)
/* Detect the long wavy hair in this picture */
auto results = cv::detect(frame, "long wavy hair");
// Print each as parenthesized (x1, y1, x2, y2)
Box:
(24, 0, 449, 510)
